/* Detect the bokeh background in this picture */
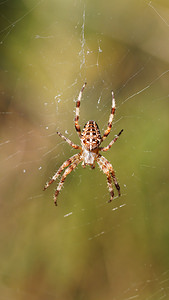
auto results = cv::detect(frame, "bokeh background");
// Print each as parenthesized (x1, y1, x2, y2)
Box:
(0, 0, 169, 299)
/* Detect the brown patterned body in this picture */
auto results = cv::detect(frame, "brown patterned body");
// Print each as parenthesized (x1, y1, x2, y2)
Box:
(81, 120, 102, 151)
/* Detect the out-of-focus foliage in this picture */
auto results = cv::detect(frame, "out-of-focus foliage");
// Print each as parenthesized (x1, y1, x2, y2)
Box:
(0, 0, 169, 299)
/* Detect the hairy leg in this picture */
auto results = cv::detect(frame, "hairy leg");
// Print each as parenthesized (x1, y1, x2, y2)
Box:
(97, 156, 114, 202)
(101, 91, 116, 142)
(97, 154, 121, 197)
(43, 153, 81, 190)
(54, 158, 82, 205)
(100, 129, 123, 152)
(75, 82, 87, 137)
(57, 131, 81, 149)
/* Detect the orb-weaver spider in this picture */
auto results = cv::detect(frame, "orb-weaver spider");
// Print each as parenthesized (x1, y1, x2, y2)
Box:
(44, 83, 123, 205)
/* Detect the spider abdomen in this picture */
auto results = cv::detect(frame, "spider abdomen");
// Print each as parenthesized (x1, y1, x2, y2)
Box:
(81, 120, 102, 151)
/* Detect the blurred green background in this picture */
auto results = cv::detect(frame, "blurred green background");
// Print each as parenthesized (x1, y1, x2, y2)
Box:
(0, 0, 169, 299)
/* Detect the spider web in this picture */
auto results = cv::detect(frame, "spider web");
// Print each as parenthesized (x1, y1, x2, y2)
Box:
(0, 1, 169, 299)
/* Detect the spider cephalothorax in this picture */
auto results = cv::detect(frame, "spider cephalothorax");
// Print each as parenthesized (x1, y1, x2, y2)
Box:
(44, 82, 123, 205)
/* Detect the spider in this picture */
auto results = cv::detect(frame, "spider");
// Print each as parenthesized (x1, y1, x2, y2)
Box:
(43, 82, 123, 205)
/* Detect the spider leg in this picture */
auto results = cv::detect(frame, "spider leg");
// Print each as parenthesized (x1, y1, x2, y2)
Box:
(97, 154, 121, 198)
(97, 159, 114, 202)
(75, 82, 87, 137)
(101, 91, 116, 142)
(56, 131, 81, 149)
(110, 170, 121, 197)
(43, 153, 81, 191)
(54, 157, 82, 205)
(97, 156, 114, 202)
(100, 129, 123, 152)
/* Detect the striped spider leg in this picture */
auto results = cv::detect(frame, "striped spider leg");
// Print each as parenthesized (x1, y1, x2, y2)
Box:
(97, 154, 121, 202)
(43, 83, 123, 205)
(101, 91, 117, 142)
(100, 128, 123, 152)
(43, 129, 82, 205)
(75, 82, 87, 137)
(43, 153, 82, 205)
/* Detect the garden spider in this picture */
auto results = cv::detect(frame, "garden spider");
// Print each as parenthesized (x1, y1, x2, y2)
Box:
(44, 83, 123, 205)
